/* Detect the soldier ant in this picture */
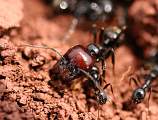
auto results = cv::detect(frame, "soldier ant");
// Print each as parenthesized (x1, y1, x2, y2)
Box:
(21, 26, 125, 106)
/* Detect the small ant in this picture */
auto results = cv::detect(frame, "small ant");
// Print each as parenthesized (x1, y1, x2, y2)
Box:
(45, 0, 114, 41)
(21, 26, 125, 105)
(131, 50, 158, 104)
(49, 0, 113, 21)
(131, 64, 158, 104)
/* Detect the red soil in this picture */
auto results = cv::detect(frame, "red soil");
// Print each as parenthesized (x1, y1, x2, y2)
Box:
(0, 0, 158, 120)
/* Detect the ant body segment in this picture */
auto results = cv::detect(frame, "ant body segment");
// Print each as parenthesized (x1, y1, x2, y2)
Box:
(22, 26, 125, 105)
(131, 65, 158, 104)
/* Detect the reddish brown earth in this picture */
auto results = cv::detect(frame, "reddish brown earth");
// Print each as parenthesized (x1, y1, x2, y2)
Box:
(128, 0, 158, 58)
(0, 0, 158, 120)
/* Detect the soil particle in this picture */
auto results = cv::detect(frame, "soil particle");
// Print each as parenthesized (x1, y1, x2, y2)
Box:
(16, 94, 27, 106)
(0, 101, 33, 120)
(0, 0, 23, 37)
(30, 54, 46, 69)
(0, 37, 17, 58)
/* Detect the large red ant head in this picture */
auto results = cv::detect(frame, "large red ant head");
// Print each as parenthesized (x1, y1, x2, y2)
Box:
(96, 90, 107, 105)
(132, 88, 146, 104)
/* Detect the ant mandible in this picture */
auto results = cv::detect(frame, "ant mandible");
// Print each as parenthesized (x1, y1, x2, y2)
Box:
(22, 25, 126, 105)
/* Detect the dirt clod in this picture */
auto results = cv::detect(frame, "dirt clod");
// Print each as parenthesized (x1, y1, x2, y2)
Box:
(0, 0, 23, 37)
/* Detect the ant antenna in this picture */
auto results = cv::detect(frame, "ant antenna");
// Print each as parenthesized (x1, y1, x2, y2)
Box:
(62, 18, 78, 41)
(110, 48, 115, 77)
(19, 44, 64, 60)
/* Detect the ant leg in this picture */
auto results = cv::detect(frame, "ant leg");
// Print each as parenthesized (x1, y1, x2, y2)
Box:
(151, 80, 158, 88)
(99, 27, 104, 43)
(97, 103, 100, 120)
(147, 87, 152, 109)
(146, 87, 152, 120)
(61, 18, 78, 41)
(104, 83, 117, 107)
(79, 68, 101, 90)
(152, 88, 158, 93)
(101, 60, 107, 84)
(136, 75, 142, 85)
(91, 24, 98, 43)
(110, 48, 115, 76)
(103, 83, 115, 99)
(129, 76, 141, 87)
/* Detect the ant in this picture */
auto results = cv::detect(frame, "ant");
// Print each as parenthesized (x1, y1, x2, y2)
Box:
(131, 64, 158, 104)
(128, 64, 158, 120)
(131, 65, 158, 104)
(21, 26, 126, 106)
(45, 0, 114, 41)
(48, 0, 113, 21)
(48, 0, 134, 20)
(131, 50, 158, 104)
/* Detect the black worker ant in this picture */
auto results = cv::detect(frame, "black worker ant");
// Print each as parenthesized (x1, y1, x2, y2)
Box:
(131, 65, 158, 104)
(130, 50, 158, 104)
(21, 26, 126, 106)
(47, 0, 133, 20)
(45, 0, 114, 41)
(127, 64, 158, 119)
(48, 0, 113, 21)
